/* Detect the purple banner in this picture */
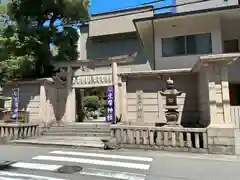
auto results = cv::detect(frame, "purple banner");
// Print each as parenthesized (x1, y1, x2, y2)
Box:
(106, 86, 115, 123)
(11, 88, 19, 120)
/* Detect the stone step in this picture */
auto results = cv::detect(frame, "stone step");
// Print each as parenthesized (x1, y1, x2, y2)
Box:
(47, 128, 110, 133)
(10, 138, 104, 148)
(51, 123, 110, 129)
(83, 120, 107, 123)
(51, 125, 110, 129)
(43, 132, 110, 137)
(38, 136, 108, 141)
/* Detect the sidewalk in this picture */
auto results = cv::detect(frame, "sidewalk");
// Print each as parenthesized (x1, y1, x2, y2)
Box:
(146, 150, 240, 180)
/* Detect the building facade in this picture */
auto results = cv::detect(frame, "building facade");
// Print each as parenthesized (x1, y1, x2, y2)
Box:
(56, 4, 240, 129)
(175, 0, 240, 12)
(2, 4, 240, 130)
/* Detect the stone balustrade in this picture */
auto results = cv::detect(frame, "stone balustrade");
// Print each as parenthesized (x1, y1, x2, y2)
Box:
(230, 106, 240, 129)
(111, 125, 208, 153)
(0, 123, 39, 143)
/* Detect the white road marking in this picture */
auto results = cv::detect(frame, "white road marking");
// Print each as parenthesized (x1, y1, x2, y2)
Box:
(0, 177, 25, 180)
(10, 162, 62, 171)
(50, 150, 153, 162)
(33, 155, 150, 170)
(0, 171, 66, 180)
(80, 168, 146, 180)
(155, 153, 240, 162)
(0, 177, 26, 180)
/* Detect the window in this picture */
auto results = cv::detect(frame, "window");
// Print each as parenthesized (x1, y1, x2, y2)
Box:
(224, 39, 239, 53)
(229, 84, 240, 106)
(162, 33, 212, 57)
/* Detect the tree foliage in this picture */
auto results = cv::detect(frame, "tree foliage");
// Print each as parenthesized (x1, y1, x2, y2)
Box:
(0, 0, 89, 82)
(0, 4, 7, 15)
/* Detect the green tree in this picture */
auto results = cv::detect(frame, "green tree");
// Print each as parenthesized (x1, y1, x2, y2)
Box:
(0, 0, 89, 82)
(0, 4, 8, 15)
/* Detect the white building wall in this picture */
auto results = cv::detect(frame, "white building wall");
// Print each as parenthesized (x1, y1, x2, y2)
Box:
(221, 19, 240, 83)
(176, 0, 239, 13)
(154, 15, 223, 70)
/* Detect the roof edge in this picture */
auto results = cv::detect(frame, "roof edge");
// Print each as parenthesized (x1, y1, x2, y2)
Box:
(133, 4, 240, 23)
(192, 53, 240, 72)
(91, 5, 153, 17)
(1, 78, 55, 86)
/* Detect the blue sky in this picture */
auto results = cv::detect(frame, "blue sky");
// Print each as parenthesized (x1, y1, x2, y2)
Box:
(89, 0, 175, 14)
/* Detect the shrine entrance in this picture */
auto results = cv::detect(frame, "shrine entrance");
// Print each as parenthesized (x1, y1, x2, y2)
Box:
(75, 87, 107, 122)
(53, 53, 136, 124)
(73, 73, 116, 123)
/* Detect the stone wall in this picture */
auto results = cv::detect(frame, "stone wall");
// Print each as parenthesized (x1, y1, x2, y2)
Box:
(1, 79, 65, 126)
(126, 76, 163, 125)
(43, 83, 58, 126)
(198, 67, 211, 127)
(126, 73, 199, 126)
(207, 127, 235, 155)
(2, 83, 41, 123)
(40, 81, 68, 129)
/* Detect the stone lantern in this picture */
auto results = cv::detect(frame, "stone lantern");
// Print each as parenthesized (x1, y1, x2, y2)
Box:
(160, 78, 182, 126)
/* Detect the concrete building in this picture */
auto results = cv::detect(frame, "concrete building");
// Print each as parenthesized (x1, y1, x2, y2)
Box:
(2, 3, 240, 155)
(58, 4, 240, 129)
(2, 4, 240, 129)
(176, 0, 240, 12)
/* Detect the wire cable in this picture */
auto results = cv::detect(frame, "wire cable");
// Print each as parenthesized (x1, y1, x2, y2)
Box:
(3, 0, 212, 28)
(90, 0, 210, 21)
(63, 0, 211, 26)
(89, 0, 165, 15)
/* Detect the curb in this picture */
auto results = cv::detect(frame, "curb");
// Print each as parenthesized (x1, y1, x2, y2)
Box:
(10, 141, 104, 149)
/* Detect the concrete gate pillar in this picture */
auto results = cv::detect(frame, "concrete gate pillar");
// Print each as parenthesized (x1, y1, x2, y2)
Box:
(65, 66, 76, 123)
(193, 54, 240, 127)
(80, 89, 84, 111)
(205, 63, 231, 127)
(205, 62, 237, 155)
(120, 77, 128, 123)
(112, 61, 120, 121)
(193, 54, 240, 155)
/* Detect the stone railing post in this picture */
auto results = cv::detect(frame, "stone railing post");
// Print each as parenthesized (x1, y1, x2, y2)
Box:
(0, 124, 39, 144)
(109, 125, 208, 153)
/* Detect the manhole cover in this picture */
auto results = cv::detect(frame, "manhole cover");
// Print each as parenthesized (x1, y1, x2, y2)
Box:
(57, 165, 82, 174)
(0, 161, 15, 170)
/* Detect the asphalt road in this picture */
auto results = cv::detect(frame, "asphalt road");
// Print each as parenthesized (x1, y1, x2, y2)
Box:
(0, 144, 240, 180)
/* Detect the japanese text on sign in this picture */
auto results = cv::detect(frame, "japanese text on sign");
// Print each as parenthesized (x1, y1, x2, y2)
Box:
(106, 86, 115, 123)
(72, 75, 112, 86)
(11, 88, 19, 120)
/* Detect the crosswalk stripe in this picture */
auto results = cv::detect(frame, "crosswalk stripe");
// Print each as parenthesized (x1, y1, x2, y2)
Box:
(33, 155, 151, 170)
(80, 168, 146, 180)
(10, 162, 62, 171)
(50, 150, 153, 162)
(0, 171, 66, 180)
(0, 177, 24, 180)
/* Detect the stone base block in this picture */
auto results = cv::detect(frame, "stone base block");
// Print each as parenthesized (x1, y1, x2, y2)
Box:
(207, 126, 236, 155)
(208, 145, 235, 155)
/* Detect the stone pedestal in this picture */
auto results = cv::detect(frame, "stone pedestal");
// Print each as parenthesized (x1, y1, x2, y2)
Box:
(160, 78, 182, 127)
(162, 106, 181, 127)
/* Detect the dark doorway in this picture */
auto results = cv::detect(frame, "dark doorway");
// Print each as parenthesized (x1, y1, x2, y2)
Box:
(229, 83, 240, 106)
(75, 87, 107, 122)
(224, 39, 239, 53)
